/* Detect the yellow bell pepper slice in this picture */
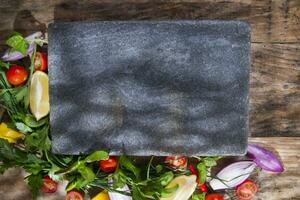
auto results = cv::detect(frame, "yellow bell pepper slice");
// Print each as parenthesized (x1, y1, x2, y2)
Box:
(0, 123, 24, 143)
(92, 190, 110, 200)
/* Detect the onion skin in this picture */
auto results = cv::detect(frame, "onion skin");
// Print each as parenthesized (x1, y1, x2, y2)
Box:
(209, 161, 257, 190)
(247, 144, 284, 173)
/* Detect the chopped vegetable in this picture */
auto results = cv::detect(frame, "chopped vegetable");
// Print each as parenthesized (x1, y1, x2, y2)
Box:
(247, 144, 284, 173)
(198, 183, 208, 193)
(209, 161, 257, 190)
(6, 65, 28, 86)
(165, 156, 187, 170)
(92, 190, 110, 200)
(34, 52, 47, 71)
(0, 122, 24, 143)
(99, 156, 118, 173)
(65, 191, 84, 200)
(29, 71, 50, 120)
(236, 180, 258, 200)
(160, 175, 197, 200)
(41, 176, 58, 193)
(205, 193, 224, 200)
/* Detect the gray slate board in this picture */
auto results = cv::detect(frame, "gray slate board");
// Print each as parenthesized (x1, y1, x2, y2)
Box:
(48, 21, 250, 156)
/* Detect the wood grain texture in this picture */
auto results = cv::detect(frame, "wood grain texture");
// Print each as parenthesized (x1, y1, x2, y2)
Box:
(0, 0, 299, 43)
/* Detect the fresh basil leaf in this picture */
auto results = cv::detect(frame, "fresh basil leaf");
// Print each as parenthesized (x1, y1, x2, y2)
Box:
(203, 157, 217, 167)
(197, 162, 207, 184)
(27, 173, 43, 200)
(0, 61, 9, 69)
(6, 33, 29, 55)
(15, 122, 32, 133)
(119, 155, 141, 179)
(192, 193, 206, 200)
(84, 151, 108, 163)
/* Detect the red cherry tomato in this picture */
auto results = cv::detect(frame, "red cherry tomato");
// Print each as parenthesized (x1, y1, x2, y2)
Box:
(236, 180, 258, 200)
(165, 156, 187, 169)
(34, 52, 47, 71)
(198, 183, 208, 193)
(41, 176, 58, 193)
(99, 156, 118, 173)
(205, 193, 224, 200)
(6, 65, 28, 86)
(65, 191, 84, 200)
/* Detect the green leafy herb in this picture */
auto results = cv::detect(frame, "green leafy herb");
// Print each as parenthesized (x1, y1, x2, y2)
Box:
(25, 125, 51, 151)
(0, 61, 10, 69)
(27, 173, 43, 200)
(203, 157, 217, 167)
(15, 122, 32, 133)
(6, 33, 29, 55)
(119, 155, 141, 179)
(84, 151, 108, 163)
(192, 193, 206, 200)
(197, 162, 207, 184)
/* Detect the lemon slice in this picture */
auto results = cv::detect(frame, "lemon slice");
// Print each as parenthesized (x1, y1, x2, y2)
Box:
(160, 175, 197, 200)
(30, 71, 50, 121)
(92, 190, 110, 200)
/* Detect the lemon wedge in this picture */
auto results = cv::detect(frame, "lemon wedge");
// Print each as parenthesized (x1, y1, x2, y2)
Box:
(92, 190, 110, 200)
(160, 175, 197, 200)
(30, 71, 50, 121)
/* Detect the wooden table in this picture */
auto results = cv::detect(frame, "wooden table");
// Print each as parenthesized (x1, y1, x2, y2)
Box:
(0, 1, 299, 199)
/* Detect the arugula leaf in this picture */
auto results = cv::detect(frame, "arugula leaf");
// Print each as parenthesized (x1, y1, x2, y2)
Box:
(197, 162, 207, 185)
(6, 33, 29, 55)
(192, 193, 206, 200)
(84, 151, 108, 163)
(77, 163, 95, 182)
(15, 122, 32, 133)
(113, 169, 127, 189)
(0, 61, 9, 69)
(119, 155, 141, 179)
(27, 173, 43, 200)
(23, 114, 47, 128)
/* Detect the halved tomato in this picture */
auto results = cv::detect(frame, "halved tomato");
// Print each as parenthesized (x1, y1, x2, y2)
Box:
(205, 193, 224, 200)
(65, 191, 84, 200)
(165, 156, 187, 169)
(236, 180, 258, 200)
(41, 176, 58, 193)
(34, 52, 47, 71)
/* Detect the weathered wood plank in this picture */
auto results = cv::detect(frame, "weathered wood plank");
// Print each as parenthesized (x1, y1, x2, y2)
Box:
(0, 0, 299, 44)
(250, 43, 300, 136)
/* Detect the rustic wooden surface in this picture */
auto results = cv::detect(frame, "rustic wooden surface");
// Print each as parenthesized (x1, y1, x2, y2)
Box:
(0, 0, 299, 200)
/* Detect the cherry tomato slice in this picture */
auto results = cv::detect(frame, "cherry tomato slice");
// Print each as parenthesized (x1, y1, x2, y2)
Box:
(41, 176, 58, 193)
(34, 52, 47, 71)
(99, 156, 118, 173)
(205, 193, 224, 200)
(65, 191, 84, 200)
(6, 65, 28, 86)
(198, 183, 208, 193)
(165, 156, 187, 169)
(236, 180, 258, 200)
